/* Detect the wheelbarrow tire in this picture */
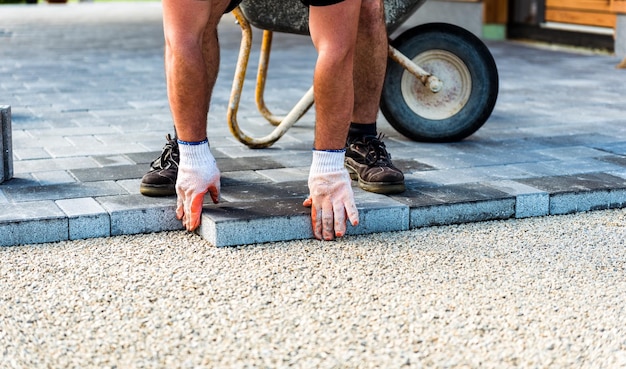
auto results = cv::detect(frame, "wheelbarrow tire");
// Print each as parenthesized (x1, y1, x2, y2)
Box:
(381, 23, 498, 142)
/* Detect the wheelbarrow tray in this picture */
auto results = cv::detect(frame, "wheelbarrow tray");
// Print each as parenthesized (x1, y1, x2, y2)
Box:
(238, 0, 428, 35)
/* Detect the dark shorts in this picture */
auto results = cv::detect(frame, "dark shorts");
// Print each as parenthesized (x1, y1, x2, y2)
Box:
(225, 0, 243, 13)
(300, 0, 345, 6)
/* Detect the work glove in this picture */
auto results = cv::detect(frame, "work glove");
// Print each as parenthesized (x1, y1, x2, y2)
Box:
(175, 139, 220, 232)
(303, 150, 359, 240)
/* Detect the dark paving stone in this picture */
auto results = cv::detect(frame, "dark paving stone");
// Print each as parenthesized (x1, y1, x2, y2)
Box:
(125, 151, 161, 165)
(203, 197, 309, 221)
(517, 172, 626, 194)
(69, 165, 148, 182)
(220, 180, 308, 202)
(596, 154, 626, 167)
(3, 181, 128, 202)
(216, 157, 285, 173)
(391, 182, 513, 207)
(394, 159, 435, 172)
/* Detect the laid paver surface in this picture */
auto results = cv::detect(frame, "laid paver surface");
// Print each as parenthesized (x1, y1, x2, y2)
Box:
(1, 2, 625, 247)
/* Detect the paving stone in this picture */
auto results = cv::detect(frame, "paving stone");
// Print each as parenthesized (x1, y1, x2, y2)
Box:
(216, 156, 285, 172)
(409, 198, 515, 228)
(256, 167, 310, 183)
(517, 172, 626, 193)
(597, 154, 626, 168)
(0, 201, 68, 247)
(125, 151, 162, 165)
(534, 146, 614, 160)
(389, 183, 514, 228)
(69, 165, 148, 182)
(14, 156, 100, 174)
(0, 175, 38, 191)
(517, 173, 626, 215)
(92, 155, 135, 167)
(13, 148, 51, 161)
(45, 143, 150, 158)
(486, 180, 550, 218)
(596, 142, 626, 156)
(549, 190, 614, 215)
(97, 194, 182, 236)
(116, 179, 143, 195)
(2, 181, 127, 202)
(416, 183, 512, 203)
(32, 170, 77, 186)
(219, 180, 308, 203)
(55, 197, 111, 240)
(198, 194, 409, 247)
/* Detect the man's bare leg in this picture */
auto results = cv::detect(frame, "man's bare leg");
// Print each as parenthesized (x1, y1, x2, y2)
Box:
(352, 0, 387, 124)
(162, 0, 231, 231)
(344, 0, 405, 195)
(305, 0, 361, 240)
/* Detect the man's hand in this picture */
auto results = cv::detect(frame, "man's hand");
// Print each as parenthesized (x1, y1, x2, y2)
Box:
(303, 150, 359, 240)
(175, 139, 220, 231)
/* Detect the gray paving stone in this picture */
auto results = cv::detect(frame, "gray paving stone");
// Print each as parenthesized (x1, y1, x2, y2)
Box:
(486, 180, 550, 218)
(198, 194, 409, 247)
(0, 201, 68, 247)
(32, 170, 77, 186)
(13, 148, 51, 161)
(256, 167, 310, 183)
(549, 190, 613, 215)
(596, 142, 626, 156)
(609, 188, 626, 209)
(0, 187, 7, 203)
(97, 194, 182, 236)
(55, 197, 111, 240)
(45, 144, 150, 158)
(533, 146, 614, 160)
(116, 179, 143, 195)
(14, 157, 100, 174)
(410, 198, 515, 228)
(92, 155, 136, 167)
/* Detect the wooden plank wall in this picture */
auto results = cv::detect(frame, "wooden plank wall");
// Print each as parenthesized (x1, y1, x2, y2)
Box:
(611, 0, 626, 12)
(545, 0, 616, 28)
(483, 0, 508, 24)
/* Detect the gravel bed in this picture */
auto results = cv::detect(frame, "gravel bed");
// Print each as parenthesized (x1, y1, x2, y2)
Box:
(1, 209, 626, 368)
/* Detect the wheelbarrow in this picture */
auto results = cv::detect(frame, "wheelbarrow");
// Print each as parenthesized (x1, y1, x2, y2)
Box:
(227, 0, 499, 149)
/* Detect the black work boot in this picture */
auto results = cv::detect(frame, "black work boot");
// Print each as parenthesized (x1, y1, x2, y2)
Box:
(345, 134, 405, 194)
(139, 134, 179, 197)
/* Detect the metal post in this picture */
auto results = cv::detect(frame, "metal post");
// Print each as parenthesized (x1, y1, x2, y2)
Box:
(1, 105, 13, 183)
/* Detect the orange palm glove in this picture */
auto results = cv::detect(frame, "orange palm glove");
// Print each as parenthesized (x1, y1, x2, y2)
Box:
(175, 138, 220, 232)
(303, 150, 359, 240)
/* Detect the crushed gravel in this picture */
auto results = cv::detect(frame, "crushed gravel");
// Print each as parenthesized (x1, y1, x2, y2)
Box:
(1, 209, 626, 368)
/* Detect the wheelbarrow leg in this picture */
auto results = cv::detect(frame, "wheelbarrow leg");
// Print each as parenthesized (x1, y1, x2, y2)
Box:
(228, 8, 314, 149)
(255, 30, 313, 127)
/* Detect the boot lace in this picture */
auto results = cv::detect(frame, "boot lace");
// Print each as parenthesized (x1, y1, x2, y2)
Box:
(150, 134, 179, 171)
(362, 134, 393, 167)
